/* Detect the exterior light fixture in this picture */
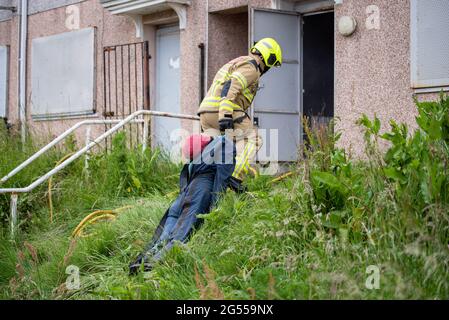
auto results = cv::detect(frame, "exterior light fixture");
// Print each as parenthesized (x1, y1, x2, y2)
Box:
(338, 16, 357, 36)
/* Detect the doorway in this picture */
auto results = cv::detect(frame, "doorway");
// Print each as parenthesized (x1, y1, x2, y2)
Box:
(302, 11, 334, 140)
(249, 8, 334, 162)
(154, 25, 181, 152)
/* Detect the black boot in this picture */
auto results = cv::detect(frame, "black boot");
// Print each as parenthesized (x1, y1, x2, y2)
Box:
(228, 176, 247, 193)
(129, 253, 153, 275)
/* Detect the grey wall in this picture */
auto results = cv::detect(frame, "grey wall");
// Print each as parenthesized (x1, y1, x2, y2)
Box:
(28, 0, 86, 15)
(0, 0, 86, 22)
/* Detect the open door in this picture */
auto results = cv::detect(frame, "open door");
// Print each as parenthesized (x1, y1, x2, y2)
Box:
(250, 8, 301, 162)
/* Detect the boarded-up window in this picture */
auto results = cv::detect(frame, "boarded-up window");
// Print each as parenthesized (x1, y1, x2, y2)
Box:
(0, 45, 8, 118)
(411, 0, 449, 89)
(31, 28, 95, 118)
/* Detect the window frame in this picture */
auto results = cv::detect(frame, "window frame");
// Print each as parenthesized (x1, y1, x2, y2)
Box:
(410, 0, 449, 92)
(30, 28, 97, 120)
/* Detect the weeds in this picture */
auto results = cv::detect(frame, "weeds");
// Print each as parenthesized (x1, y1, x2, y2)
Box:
(0, 96, 448, 299)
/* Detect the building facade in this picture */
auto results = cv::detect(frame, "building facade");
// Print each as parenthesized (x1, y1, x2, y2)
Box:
(0, 0, 448, 159)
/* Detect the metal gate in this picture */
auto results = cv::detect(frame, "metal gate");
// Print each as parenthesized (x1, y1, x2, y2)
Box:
(103, 41, 150, 149)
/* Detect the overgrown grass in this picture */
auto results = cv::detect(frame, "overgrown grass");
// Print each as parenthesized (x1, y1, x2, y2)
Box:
(0, 127, 180, 297)
(0, 126, 180, 228)
(0, 95, 448, 300)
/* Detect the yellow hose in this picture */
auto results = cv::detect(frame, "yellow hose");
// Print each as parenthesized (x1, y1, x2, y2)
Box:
(114, 205, 134, 213)
(48, 152, 75, 223)
(71, 210, 116, 237)
(270, 171, 294, 184)
(71, 205, 134, 238)
(74, 213, 116, 238)
(249, 166, 259, 177)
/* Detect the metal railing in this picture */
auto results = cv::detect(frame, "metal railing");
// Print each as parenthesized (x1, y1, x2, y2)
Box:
(0, 110, 200, 236)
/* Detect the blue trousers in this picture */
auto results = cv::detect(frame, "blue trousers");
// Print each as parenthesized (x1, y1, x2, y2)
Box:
(144, 173, 215, 262)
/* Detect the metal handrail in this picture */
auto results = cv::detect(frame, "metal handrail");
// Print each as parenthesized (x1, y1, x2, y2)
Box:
(1, 119, 143, 184)
(1, 110, 200, 236)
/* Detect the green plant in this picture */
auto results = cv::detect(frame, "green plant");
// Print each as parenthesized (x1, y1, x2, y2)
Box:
(0, 96, 448, 300)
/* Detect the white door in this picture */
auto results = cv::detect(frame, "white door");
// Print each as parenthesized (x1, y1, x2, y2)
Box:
(154, 25, 181, 152)
(250, 8, 302, 162)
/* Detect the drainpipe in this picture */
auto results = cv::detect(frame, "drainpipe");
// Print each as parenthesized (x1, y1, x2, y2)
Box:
(18, 0, 28, 145)
(205, 0, 209, 92)
(198, 43, 205, 103)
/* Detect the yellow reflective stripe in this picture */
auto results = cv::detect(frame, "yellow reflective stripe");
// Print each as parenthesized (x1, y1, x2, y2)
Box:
(200, 96, 222, 108)
(202, 101, 220, 107)
(219, 105, 234, 113)
(204, 97, 245, 111)
(211, 69, 231, 96)
(245, 144, 256, 174)
(234, 72, 248, 87)
(241, 143, 255, 174)
(243, 88, 254, 102)
(231, 75, 245, 89)
(233, 154, 246, 178)
(220, 99, 241, 110)
(218, 69, 231, 79)
(234, 143, 254, 177)
(235, 143, 252, 176)
(210, 81, 222, 96)
(203, 96, 221, 102)
(217, 68, 231, 83)
(202, 96, 221, 102)
(231, 72, 248, 89)
(210, 84, 217, 96)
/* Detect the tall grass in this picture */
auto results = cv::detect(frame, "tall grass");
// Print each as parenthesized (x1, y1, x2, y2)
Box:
(0, 127, 180, 297)
(0, 126, 180, 227)
(0, 95, 448, 299)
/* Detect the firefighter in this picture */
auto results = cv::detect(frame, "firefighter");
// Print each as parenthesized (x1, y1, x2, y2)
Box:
(197, 38, 283, 180)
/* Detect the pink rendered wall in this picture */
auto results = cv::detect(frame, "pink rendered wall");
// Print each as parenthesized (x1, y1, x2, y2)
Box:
(0, 17, 18, 126)
(0, 0, 140, 144)
(207, 12, 249, 88)
(334, 0, 441, 157)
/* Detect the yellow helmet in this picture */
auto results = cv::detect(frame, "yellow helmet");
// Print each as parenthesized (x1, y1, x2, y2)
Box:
(251, 38, 283, 68)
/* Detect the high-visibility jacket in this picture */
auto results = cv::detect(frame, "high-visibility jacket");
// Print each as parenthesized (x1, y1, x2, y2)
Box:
(197, 55, 261, 121)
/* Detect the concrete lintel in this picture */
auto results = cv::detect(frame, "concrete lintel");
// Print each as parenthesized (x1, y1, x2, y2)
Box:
(102, 0, 190, 33)
(128, 13, 144, 38)
(142, 10, 178, 26)
(167, 2, 187, 29)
